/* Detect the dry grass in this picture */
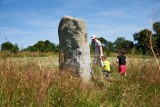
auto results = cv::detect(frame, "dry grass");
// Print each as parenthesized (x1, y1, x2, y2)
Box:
(0, 53, 160, 107)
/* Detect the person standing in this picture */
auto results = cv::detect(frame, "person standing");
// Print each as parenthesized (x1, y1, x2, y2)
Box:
(116, 49, 127, 76)
(91, 35, 103, 66)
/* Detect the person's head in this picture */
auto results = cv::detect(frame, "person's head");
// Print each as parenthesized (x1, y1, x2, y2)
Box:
(91, 35, 97, 43)
(119, 49, 126, 56)
(102, 56, 107, 61)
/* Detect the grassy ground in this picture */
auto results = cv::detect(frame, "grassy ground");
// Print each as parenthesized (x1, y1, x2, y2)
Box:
(0, 53, 160, 107)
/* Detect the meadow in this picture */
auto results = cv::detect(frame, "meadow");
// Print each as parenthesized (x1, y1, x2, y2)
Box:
(0, 52, 160, 107)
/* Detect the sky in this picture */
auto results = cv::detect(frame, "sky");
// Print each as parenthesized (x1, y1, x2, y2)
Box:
(0, 0, 160, 49)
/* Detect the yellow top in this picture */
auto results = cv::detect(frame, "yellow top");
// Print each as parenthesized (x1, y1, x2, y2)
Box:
(103, 60, 111, 72)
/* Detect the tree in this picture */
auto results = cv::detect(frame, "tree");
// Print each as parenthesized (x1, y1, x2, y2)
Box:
(113, 37, 134, 53)
(34, 41, 45, 52)
(147, 29, 160, 70)
(23, 40, 59, 52)
(133, 29, 152, 55)
(97, 37, 114, 56)
(153, 21, 160, 34)
(150, 11, 160, 70)
(1, 41, 19, 53)
(12, 44, 19, 53)
(153, 21, 160, 54)
(133, 21, 160, 70)
(1, 41, 14, 51)
(54, 44, 60, 52)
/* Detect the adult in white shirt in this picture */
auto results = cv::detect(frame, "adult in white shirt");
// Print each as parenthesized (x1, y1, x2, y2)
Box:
(91, 35, 103, 66)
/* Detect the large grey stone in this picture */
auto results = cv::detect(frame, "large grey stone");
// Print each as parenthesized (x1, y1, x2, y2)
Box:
(58, 15, 91, 82)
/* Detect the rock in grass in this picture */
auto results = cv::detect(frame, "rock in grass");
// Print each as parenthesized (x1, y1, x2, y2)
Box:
(58, 15, 92, 82)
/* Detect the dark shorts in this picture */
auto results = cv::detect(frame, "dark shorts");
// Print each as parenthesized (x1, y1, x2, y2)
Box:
(102, 70, 110, 78)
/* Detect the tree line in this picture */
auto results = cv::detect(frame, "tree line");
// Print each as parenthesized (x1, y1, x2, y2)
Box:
(0, 40, 59, 53)
(0, 21, 160, 56)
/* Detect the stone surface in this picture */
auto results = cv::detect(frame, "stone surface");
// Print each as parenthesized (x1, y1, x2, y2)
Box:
(58, 15, 91, 82)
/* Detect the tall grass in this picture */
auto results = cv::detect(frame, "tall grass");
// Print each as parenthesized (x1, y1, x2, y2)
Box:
(0, 51, 58, 58)
(0, 54, 160, 107)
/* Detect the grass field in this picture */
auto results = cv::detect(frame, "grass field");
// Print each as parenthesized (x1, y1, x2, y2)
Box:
(0, 53, 160, 107)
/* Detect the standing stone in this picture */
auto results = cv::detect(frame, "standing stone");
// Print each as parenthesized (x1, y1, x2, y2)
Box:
(58, 15, 92, 82)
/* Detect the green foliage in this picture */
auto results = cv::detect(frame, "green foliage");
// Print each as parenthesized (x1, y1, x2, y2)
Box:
(12, 44, 19, 54)
(153, 21, 160, 54)
(133, 21, 160, 55)
(90, 21, 160, 56)
(1, 41, 19, 54)
(1, 21, 160, 56)
(1, 41, 14, 51)
(23, 40, 59, 52)
(153, 21, 160, 34)
(89, 43, 94, 53)
(113, 37, 134, 53)
(97, 37, 114, 56)
(91, 37, 133, 55)
(133, 29, 151, 55)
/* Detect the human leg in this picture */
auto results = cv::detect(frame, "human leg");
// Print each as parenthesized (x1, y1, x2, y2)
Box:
(106, 72, 110, 78)
(102, 70, 110, 78)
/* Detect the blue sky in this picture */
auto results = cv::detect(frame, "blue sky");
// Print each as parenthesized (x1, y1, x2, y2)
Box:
(0, 0, 160, 49)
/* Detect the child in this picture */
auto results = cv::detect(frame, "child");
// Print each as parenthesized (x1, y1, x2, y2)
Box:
(102, 56, 111, 78)
(116, 49, 127, 76)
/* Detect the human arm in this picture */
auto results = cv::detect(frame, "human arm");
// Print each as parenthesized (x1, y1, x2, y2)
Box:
(125, 58, 127, 64)
(99, 45, 103, 58)
(97, 41, 103, 58)
(103, 64, 105, 70)
(116, 57, 119, 63)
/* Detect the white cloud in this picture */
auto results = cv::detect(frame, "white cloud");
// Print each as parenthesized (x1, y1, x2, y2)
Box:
(1, 0, 159, 47)
(87, 22, 148, 42)
(0, 26, 59, 48)
(99, 10, 125, 17)
(0, 27, 34, 35)
(23, 17, 59, 28)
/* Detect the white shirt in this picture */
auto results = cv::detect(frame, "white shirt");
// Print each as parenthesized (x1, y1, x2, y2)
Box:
(94, 39, 103, 56)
